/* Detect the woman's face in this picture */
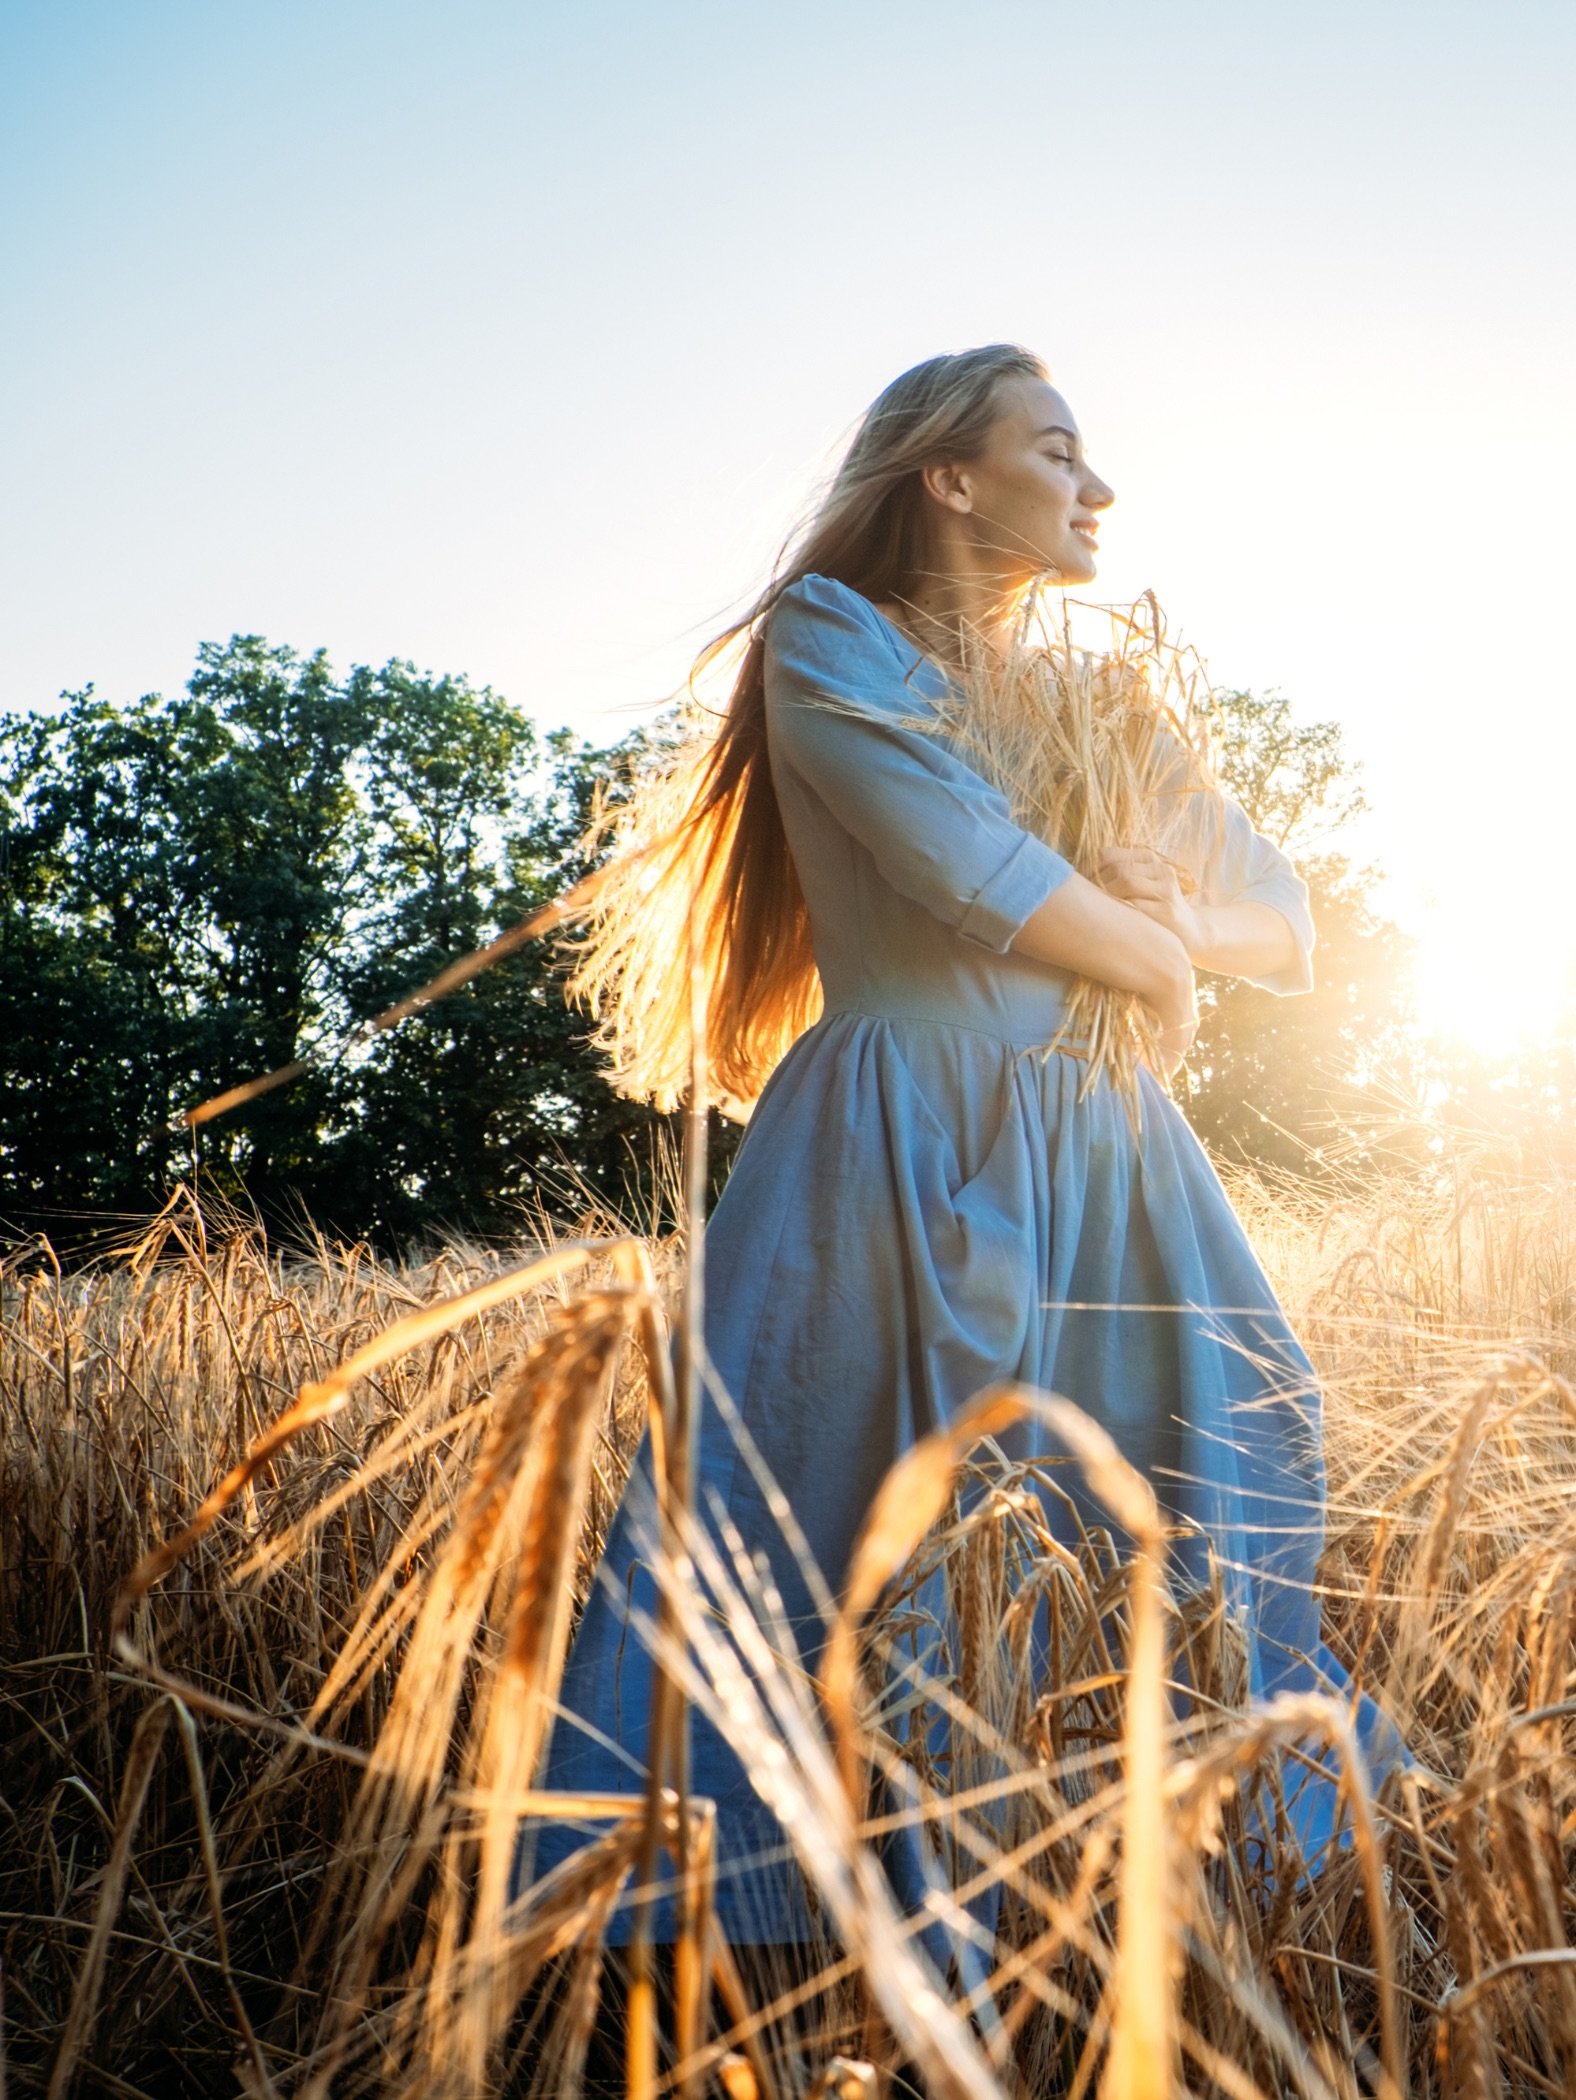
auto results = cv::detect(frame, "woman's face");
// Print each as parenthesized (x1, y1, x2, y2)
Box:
(929, 375, 1115, 587)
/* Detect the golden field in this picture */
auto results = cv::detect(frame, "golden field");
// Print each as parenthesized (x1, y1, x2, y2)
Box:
(6, 1122, 1576, 2099)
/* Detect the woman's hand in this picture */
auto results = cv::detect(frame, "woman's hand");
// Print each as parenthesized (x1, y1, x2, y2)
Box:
(1097, 845, 1302, 985)
(1095, 847, 1203, 1070)
(1148, 974, 1199, 1080)
(1096, 846, 1203, 955)
(1009, 871, 1197, 1077)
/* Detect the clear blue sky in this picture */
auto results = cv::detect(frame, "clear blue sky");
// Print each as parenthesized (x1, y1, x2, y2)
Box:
(4, 0, 1573, 1043)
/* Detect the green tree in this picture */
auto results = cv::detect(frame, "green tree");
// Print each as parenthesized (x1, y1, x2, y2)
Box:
(1, 644, 381, 1230)
(314, 673, 721, 1245)
(0, 649, 723, 1253)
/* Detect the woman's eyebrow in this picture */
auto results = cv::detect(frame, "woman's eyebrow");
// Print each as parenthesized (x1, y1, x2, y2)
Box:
(1034, 424, 1080, 443)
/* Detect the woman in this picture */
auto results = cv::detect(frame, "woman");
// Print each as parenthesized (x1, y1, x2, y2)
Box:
(522, 344, 1406, 1966)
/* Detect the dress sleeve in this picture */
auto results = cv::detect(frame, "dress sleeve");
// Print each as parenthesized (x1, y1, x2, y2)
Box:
(1167, 772, 1316, 996)
(763, 575, 1075, 954)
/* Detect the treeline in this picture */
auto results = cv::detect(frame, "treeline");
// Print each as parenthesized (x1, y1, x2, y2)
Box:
(0, 637, 1411, 1254)
(0, 637, 719, 1253)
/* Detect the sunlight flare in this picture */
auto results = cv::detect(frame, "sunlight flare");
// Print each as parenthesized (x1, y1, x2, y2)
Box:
(1412, 906, 1576, 1059)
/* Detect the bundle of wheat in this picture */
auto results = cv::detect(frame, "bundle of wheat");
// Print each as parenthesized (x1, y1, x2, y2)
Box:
(888, 590, 1224, 1105)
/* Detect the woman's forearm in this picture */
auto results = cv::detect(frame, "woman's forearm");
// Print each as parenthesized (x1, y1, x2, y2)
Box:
(1009, 871, 1194, 1019)
(1187, 900, 1299, 980)
(1092, 847, 1304, 986)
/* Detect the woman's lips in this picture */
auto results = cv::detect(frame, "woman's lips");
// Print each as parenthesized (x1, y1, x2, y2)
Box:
(1071, 521, 1098, 542)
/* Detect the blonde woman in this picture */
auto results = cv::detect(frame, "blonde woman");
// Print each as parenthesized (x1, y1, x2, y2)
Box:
(522, 345, 1406, 1972)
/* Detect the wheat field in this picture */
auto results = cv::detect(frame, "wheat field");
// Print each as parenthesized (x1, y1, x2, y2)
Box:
(5, 1122, 1576, 2098)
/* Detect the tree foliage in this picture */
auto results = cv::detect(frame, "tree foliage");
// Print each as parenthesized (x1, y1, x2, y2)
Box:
(0, 642, 723, 1253)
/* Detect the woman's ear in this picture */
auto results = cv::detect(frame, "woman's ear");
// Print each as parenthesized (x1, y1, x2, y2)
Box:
(919, 460, 975, 515)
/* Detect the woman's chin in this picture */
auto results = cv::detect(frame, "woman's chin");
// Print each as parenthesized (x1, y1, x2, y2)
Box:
(1045, 543, 1098, 586)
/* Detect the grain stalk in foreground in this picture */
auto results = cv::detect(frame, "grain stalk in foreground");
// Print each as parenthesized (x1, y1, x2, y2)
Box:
(109, 1232, 679, 2098)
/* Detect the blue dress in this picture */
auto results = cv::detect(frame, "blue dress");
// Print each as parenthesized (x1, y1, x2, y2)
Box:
(521, 573, 1405, 1956)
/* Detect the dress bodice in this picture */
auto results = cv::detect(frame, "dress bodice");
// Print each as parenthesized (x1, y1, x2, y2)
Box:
(761, 572, 1315, 1048)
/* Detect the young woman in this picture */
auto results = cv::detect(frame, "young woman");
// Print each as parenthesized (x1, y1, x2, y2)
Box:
(522, 344, 1406, 1967)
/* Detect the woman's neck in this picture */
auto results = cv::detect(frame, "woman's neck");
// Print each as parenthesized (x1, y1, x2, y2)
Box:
(883, 572, 1030, 678)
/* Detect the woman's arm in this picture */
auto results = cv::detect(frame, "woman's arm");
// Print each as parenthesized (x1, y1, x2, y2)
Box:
(765, 579, 1080, 952)
(1187, 899, 1299, 980)
(1009, 873, 1198, 1075)
(1095, 845, 1301, 983)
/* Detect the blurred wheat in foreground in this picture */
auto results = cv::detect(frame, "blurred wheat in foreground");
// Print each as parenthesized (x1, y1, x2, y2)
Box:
(6, 1140, 1576, 2099)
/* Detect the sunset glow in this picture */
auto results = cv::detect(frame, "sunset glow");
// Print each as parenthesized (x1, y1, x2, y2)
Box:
(1411, 907, 1576, 1061)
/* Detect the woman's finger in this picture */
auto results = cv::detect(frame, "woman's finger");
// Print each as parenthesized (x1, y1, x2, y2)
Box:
(1107, 873, 1169, 905)
(1100, 849, 1176, 896)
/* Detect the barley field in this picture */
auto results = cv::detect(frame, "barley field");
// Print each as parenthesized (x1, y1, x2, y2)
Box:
(5, 1124, 1576, 2098)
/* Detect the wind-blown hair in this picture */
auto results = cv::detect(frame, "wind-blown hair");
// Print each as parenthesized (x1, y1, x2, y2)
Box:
(554, 344, 1050, 1116)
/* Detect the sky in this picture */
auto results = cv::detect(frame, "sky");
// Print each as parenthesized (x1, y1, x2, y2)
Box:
(3, 0, 1574, 1052)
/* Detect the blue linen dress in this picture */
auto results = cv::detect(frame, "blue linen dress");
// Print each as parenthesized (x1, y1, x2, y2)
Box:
(521, 573, 1405, 1955)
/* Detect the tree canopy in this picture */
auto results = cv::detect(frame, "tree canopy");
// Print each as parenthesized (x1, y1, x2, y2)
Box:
(0, 641, 724, 1254)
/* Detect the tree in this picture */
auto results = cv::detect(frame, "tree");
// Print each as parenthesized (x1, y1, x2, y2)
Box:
(0, 644, 382, 1233)
(316, 677, 735, 1245)
(0, 647, 733, 1255)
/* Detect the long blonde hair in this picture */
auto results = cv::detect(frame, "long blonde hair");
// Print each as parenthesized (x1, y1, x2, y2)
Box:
(554, 345, 1051, 1115)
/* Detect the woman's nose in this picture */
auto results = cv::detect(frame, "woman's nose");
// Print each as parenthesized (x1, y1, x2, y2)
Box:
(1084, 473, 1115, 510)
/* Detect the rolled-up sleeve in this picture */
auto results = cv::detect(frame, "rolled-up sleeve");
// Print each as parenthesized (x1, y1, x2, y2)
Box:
(1190, 793, 1317, 996)
(763, 576, 1074, 953)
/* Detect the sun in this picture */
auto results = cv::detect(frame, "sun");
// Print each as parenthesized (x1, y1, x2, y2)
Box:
(1410, 909, 1575, 1060)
